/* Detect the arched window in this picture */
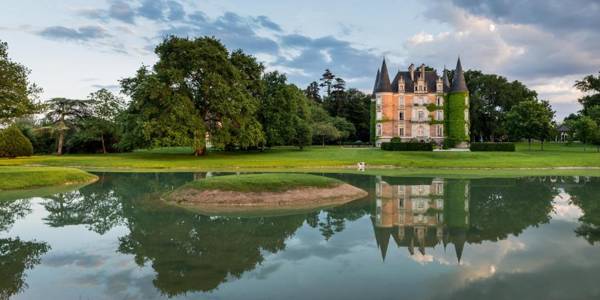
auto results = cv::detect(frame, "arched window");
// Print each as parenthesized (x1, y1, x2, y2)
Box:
(376, 124, 382, 136)
(418, 126, 424, 136)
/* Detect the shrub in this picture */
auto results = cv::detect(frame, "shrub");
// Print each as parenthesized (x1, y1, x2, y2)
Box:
(390, 137, 402, 143)
(381, 141, 433, 151)
(470, 142, 515, 152)
(443, 138, 458, 149)
(0, 126, 34, 157)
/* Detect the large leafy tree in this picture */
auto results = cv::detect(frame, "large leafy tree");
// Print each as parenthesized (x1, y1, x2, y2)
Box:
(0, 40, 42, 124)
(506, 100, 555, 150)
(464, 70, 538, 141)
(571, 116, 598, 151)
(77, 89, 126, 153)
(259, 71, 312, 149)
(575, 71, 600, 114)
(44, 98, 90, 155)
(121, 36, 264, 155)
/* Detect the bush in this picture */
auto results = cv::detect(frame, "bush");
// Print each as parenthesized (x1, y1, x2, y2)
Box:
(381, 141, 433, 151)
(443, 138, 458, 149)
(390, 137, 402, 143)
(470, 142, 515, 152)
(0, 126, 34, 157)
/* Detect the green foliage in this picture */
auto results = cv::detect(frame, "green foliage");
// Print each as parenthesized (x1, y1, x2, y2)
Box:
(470, 142, 516, 152)
(121, 36, 265, 155)
(259, 72, 312, 149)
(381, 142, 433, 151)
(177, 173, 342, 193)
(506, 100, 555, 149)
(443, 138, 458, 149)
(312, 122, 340, 146)
(369, 101, 376, 144)
(0, 40, 42, 124)
(44, 98, 91, 155)
(575, 71, 600, 113)
(572, 116, 598, 151)
(447, 91, 469, 142)
(0, 126, 33, 158)
(463, 70, 538, 141)
(390, 137, 402, 143)
(426, 103, 442, 112)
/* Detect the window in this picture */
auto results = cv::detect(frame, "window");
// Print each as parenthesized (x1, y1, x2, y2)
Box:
(376, 104, 382, 112)
(399, 112, 404, 120)
(437, 125, 443, 137)
(398, 96, 405, 107)
(418, 126, 424, 136)
(376, 124, 382, 136)
(418, 111, 425, 121)
(437, 110, 443, 120)
(398, 127, 404, 136)
(437, 97, 443, 106)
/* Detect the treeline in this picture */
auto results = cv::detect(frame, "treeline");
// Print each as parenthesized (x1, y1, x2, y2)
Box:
(0, 37, 371, 155)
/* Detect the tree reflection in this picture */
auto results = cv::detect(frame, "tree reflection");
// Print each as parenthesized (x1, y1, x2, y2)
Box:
(0, 238, 50, 300)
(565, 177, 600, 244)
(117, 203, 307, 296)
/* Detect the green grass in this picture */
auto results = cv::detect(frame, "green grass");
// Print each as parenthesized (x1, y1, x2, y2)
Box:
(180, 173, 343, 192)
(0, 142, 599, 177)
(0, 166, 98, 191)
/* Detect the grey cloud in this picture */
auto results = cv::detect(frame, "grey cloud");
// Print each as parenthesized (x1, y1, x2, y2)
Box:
(39, 25, 109, 41)
(109, 0, 136, 23)
(451, 0, 600, 33)
(167, 0, 185, 21)
(254, 15, 282, 32)
(43, 252, 107, 268)
(137, 0, 166, 20)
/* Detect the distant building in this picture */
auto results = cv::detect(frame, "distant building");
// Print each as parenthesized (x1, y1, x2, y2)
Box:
(371, 58, 470, 147)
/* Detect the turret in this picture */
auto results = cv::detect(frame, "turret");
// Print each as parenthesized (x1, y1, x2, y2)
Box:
(371, 68, 380, 98)
(374, 59, 392, 93)
(450, 57, 468, 92)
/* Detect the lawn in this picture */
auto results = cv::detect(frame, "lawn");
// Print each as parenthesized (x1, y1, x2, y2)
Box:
(0, 166, 98, 191)
(0, 142, 599, 177)
(178, 173, 343, 192)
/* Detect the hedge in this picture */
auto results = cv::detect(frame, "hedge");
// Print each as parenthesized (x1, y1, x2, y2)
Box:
(470, 142, 515, 152)
(0, 126, 34, 157)
(381, 142, 433, 151)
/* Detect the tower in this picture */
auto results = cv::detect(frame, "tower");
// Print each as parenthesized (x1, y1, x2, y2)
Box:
(446, 57, 470, 148)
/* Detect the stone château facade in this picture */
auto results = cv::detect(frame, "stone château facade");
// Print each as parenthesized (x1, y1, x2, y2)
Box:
(371, 58, 470, 147)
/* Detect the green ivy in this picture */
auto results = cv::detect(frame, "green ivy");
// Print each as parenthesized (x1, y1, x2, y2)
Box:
(446, 91, 469, 142)
(369, 101, 376, 144)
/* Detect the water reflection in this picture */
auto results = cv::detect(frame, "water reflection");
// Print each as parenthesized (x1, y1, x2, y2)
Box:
(1, 173, 600, 299)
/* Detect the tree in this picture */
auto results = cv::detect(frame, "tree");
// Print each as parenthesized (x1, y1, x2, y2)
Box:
(332, 117, 355, 144)
(572, 116, 598, 151)
(0, 40, 42, 125)
(304, 81, 321, 103)
(84, 89, 125, 153)
(121, 36, 264, 155)
(0, 126, 33, 157)
(319, 69, 335, 97)
(506, 100, 555, 150)
(463, 70, 538, 141)
(258, 71, 312, 149)
(312, 122, 340, 147)
(45, 98, 90, 155)
(574, 71, 600, 113)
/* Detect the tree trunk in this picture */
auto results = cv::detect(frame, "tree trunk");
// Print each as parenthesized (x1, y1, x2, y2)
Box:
(57, 131, 64, 155)
(528, 138, 531, 151)
(541, 139, 544, 151)
(194, 146, 206, 156)
(101, 134, 107, 154)
(322, 136, 325, 147)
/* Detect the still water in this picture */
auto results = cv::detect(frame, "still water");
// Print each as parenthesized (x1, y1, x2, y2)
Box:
(1, 173, 600, 300)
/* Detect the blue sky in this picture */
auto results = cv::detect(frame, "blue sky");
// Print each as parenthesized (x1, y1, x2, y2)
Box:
(2, 0, 599, 120)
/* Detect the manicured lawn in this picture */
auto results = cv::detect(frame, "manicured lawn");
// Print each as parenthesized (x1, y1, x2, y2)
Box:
(0, 166, 98, 191)
(0, 142, 599, 176)
(179, 173, 342, 192)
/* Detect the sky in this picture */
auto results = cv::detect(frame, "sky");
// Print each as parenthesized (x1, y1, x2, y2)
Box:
(1, 0, 599, 120)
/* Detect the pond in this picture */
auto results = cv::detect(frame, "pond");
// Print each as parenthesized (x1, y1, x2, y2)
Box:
(1, 173, 600, 299)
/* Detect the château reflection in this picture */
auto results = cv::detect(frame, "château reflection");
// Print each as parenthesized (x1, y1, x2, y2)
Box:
(370, 176, 559, 262)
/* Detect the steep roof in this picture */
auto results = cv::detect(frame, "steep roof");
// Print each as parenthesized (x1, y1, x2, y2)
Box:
(450, 57, 468, 93)
(374, 59, 392, 93)
(442, 68, 451, 92)
(371, 68, 380, 98)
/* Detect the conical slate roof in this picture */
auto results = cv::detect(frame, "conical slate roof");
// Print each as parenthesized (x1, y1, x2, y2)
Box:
(450, 57, 468, 92)
(374, 59, 392, 93)
(371, 68, 380, 98)
(442, 67, 451, 92)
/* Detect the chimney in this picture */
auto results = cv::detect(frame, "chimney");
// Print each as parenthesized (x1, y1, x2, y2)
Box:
(419, 64, 426, 80)
(408, 63, 415, 81)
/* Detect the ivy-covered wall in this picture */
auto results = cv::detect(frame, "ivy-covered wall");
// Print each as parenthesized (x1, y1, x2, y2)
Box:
(369, 100, 376, 145)
(446, 91, 469, 142)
